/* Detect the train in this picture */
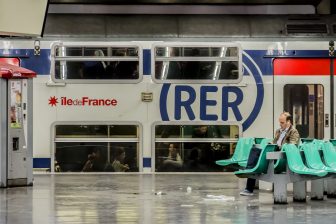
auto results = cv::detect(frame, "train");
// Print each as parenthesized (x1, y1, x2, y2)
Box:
(0, 14, 335, 173)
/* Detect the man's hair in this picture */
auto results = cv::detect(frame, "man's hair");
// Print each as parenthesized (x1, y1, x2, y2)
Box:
(281, 112, 293, 123)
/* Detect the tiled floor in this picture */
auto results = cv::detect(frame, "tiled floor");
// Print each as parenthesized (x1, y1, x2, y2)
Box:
(1, 174, 336, 223)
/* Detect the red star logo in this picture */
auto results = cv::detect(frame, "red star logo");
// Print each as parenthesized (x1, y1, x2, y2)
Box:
(48, 96, 58, 107)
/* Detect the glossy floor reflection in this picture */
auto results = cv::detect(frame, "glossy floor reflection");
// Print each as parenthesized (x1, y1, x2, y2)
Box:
(1, 174, 336, 224)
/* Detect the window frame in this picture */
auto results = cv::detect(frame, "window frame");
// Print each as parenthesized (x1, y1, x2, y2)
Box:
(151, 42, 243, 84)
(50, 42, 143, 84)
(51, 121, 142, 172)
(151, 121, 242, 172)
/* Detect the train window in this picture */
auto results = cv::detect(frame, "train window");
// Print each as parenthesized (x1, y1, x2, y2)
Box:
(153, 44, 242, 83)
(54, 124, 140, 172)
(284, 84, 324, 139)
(51, 44, 141, 83)
(154, 123, 241, 172)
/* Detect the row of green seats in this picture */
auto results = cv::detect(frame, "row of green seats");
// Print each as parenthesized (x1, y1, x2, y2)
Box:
(215, 137, 273, 168)
(302, 142, 336, 173)
(233, 139, 336, 177)
(281, 140, 336, 176)
(273, 139, 329, 174)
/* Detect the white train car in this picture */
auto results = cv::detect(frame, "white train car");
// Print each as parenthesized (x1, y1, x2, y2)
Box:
(0, 37, 333, 173)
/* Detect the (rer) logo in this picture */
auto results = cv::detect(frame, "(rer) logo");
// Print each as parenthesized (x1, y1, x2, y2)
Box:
(159, 52, 264, 132)
(48, 96, 58, 107)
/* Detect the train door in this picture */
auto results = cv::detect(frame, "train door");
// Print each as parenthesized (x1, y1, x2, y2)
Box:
(273, 58, 330, 140)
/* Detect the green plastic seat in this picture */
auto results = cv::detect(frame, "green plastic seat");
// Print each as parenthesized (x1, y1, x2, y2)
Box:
(302, 143, 336, 173)
(283, 144, 327, 177)
(313, 139, 325, 149)
(215, 137, 254, 167)
(274, 141, 307, 173)
(300, 138, 314, 143)
(234, 144, 278, 178)
(321, 142, 336, 169)
(329, 139, 336, 147)
(254, 137, 266, 144)
(238, 138, 272, 167)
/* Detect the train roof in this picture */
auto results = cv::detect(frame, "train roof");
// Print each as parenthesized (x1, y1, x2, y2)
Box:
(42, 14, 336, 39)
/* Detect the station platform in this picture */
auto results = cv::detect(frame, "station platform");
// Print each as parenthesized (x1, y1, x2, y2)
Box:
(1, 173, 336, 223)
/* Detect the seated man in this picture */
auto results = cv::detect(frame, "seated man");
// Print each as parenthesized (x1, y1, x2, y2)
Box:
(240, 112, 300, 196)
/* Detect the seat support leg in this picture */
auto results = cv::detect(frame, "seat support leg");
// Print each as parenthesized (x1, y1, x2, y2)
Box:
(326, 179, 336, 198)
(273, 177, 287, 204)
(293, 181, 306, 202)
(311, 179, 324, 200)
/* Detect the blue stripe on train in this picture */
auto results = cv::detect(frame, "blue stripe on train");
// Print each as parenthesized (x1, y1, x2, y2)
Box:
(33, 158, 51, 169)
(143, 157, 151, 168)
(0, 49, 51, 75)
(33, 158, 152, 169)
(1, 49, 330, 76)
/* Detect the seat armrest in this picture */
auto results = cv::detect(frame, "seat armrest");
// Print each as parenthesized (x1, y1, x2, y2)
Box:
(267, 151, 285, 160)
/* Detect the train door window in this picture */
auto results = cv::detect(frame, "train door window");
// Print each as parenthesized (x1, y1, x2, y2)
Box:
(153, 123, 241, 172)
(51, 43, 142, 83)
(283, 84, 324, 139)
(53, 124, 140, 172)
(152, 43, 242, 84)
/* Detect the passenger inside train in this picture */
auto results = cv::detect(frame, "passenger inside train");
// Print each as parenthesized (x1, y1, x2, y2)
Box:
(111, 147, 130, 172)
(157, 143, 183, 171)
(109, 48, 139, 79)
(80, 49, 107, 79)
(82, 148, 105, 172)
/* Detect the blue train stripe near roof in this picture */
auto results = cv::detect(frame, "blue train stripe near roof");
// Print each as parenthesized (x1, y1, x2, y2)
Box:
(0, 49, 330, 76)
